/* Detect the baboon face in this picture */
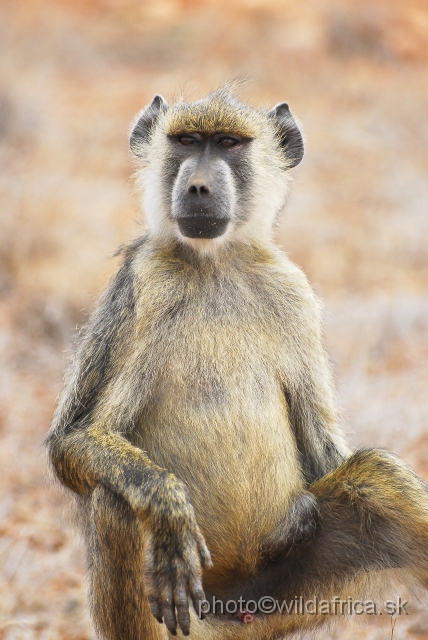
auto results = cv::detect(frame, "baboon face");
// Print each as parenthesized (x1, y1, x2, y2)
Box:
(167, 131, 254, 239)
(130, 90, 304, 243)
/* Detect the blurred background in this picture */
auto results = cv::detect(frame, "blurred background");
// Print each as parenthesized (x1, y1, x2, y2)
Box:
(0, 0, 427, 638)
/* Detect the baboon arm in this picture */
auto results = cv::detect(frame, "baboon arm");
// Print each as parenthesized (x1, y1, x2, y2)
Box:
(283, 336, 350, 484)
(48, 422, 212, 636)
(285, 370, 349, 483)
(46, 241, 148, 496)
(47, 424, 164, 503)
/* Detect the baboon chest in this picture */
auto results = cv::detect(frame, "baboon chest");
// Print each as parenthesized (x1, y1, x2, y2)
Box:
(133, 267, 303, 569)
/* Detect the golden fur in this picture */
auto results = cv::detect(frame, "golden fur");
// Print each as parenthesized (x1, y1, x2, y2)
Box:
(47, 90, 428, 640)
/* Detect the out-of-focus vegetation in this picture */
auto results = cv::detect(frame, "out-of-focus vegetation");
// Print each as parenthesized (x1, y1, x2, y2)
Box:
(0, 0, 427, 638)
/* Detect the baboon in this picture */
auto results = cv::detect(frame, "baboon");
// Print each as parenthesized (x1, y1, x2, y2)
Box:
(47, 87, 428, 640)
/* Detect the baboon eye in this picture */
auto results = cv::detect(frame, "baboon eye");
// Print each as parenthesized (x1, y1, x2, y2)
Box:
(178, 136, 198, 146)
(218, 137, 239, 148)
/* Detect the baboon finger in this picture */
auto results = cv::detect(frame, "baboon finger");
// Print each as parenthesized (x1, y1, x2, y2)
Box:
(174, 581, 191, 636)
(147, 595, 163, 623)
(143, 559, 165, 623)
(189, 573, 207, 619)
(160, 586, 177, 636)
(194, 526, 213, 569)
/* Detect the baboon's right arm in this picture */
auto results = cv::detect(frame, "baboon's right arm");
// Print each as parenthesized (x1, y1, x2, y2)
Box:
(46, 243, 211, 636)
(46, 242, 146, 495)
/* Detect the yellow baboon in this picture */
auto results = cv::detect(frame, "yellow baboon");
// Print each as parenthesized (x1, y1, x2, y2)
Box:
(47, 87, 428, 639)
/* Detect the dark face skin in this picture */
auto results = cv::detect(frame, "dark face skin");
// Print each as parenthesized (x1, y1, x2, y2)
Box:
(167, 133, 253, 239)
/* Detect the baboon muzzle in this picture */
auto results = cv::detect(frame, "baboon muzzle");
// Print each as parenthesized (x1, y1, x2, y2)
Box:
(177, 215, 230, 239)
(172, 156, 233, 239)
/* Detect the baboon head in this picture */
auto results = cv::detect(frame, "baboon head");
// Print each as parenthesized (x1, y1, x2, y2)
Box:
(130, 87, 304, 249)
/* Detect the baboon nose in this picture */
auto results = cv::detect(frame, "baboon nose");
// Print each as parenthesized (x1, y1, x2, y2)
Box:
(187, 181, 211, 196)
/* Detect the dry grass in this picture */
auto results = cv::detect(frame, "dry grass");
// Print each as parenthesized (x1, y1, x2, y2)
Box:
(1, 0, 428, 638)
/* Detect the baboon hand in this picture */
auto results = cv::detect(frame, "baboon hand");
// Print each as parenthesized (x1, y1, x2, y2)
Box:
(261, 491, 320, 561)
(286, 491, 320, 545)
(140, 477, 212, 636)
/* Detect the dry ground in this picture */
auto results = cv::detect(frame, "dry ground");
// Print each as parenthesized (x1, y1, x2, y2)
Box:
(0, 0, 428, 638)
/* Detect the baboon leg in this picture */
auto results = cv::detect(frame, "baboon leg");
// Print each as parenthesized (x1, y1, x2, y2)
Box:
(229, 449, 428, 611)
(79, 452, 428, 640)
(83, 486, 166, 640)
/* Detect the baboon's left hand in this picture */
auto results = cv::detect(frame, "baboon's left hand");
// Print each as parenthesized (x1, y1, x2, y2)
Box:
(141, 479, 213, 636)
(261, 491, 320, 560)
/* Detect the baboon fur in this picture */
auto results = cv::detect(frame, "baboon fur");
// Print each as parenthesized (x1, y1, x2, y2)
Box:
(47, 87, 428, 639)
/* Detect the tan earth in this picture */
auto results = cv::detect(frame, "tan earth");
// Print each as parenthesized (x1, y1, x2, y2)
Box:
(1, 0, 428, 638)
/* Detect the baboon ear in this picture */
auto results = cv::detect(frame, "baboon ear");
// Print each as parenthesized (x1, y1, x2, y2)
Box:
(130, 95, 168, 157)
(268, 102, 304, 168)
